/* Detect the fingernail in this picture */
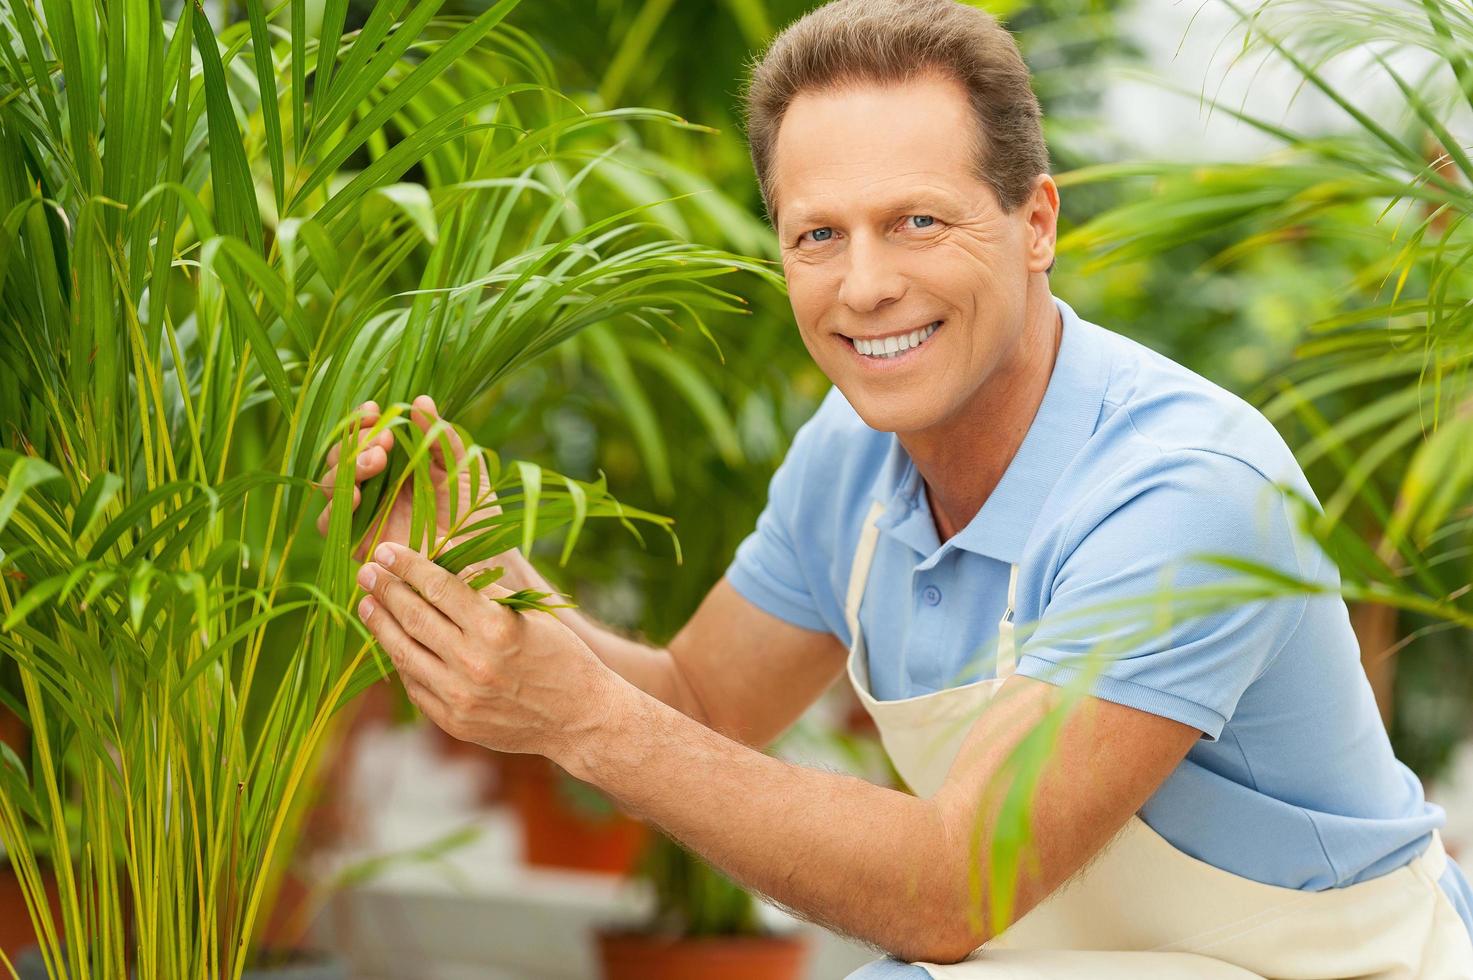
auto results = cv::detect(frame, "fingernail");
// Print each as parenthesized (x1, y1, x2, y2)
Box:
(358, 564, 378, 590)
(374, 543, 395, 567)
(425, 396, 437, 413)
(359, 596, 376, 620)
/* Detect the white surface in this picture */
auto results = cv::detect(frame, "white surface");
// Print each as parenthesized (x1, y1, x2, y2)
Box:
(1100, 0, 1470, 162)
(308, 720, 880, 980)
(1427, 738, 1473, 866)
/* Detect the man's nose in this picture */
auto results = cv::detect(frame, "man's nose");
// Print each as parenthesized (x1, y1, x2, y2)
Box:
(837, 233, 906, 314)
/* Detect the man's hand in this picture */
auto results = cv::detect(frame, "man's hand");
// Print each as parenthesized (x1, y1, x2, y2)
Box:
(316, 394, 539, 589)
(353, 542, 619, 758)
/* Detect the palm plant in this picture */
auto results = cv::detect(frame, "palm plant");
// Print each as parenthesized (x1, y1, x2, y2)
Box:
(1058, 0, 1473, 678)
(0, 0, 775, 976)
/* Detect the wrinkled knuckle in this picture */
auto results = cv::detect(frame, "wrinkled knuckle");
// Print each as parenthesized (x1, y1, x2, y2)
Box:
(465, 657, 497, 688)
(481, 618, 510, 649)
(402, 607, 432, 638)
(445, 694, 475, 729)
(423, 577, 450, 606)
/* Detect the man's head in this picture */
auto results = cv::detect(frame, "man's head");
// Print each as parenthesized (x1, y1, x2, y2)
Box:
(743, 0, 1059, 435)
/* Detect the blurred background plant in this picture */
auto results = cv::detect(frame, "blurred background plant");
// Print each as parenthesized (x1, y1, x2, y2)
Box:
(1058, 0, 1473, 777)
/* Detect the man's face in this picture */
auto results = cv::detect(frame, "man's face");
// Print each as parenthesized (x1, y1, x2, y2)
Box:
(770, 71, 1054, 434)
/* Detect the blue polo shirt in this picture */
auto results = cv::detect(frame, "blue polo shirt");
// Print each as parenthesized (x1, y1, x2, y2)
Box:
(726, 295, 1473, 937)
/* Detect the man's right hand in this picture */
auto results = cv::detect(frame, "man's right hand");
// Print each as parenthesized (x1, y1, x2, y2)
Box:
(315, 394, 533, 588)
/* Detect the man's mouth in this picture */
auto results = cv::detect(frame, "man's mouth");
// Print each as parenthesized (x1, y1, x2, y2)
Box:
(843, 320, 943, 361)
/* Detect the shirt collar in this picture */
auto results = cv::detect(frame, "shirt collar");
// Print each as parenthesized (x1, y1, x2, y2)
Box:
(875, 295, 1111, 566)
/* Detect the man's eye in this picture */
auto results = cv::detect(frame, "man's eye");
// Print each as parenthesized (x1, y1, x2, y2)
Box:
(803, 227, 834, 243)
(907, 215, 936, 229)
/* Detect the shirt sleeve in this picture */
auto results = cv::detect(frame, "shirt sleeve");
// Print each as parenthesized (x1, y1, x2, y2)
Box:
(722, 400, 833, 633)
(1013, 449, 1320, 741)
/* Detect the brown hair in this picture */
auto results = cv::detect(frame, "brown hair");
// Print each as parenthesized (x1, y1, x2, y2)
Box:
(742, 0, 1048, 223)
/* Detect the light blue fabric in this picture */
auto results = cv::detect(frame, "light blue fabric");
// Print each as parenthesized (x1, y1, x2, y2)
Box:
(844, 958, 932, 979)
(725, 295, 1473, 942)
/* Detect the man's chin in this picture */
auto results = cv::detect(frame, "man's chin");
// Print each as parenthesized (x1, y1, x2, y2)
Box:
(835, 383, 947, 435)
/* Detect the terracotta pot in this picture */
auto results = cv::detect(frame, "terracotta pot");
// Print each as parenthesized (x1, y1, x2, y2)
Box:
(0, 705, 28, 756)
(595, 929, 809, 980)
(503, 754, 647, 875)
(0, 867, 61, 960)
(299, 683, 398, 851)
(240, 950, 348, 979)
(258, 866, 316, 955)
(10, 944, 345, 980)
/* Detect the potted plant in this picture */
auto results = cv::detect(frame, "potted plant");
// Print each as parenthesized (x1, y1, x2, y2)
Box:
(594, 833, 808, 980)
(0, 1, 770, 977)
(0, 655, 56, 964)
(591, 710, 898, 979)
(502, 753, 649, 875)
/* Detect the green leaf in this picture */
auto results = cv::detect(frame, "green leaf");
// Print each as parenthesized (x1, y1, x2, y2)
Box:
(70, 472, 123, 541)
(128, 562, 154, 632)
(557, 475, 587, 568)
(490, 588, 576, 614)
(190, 3, 264, 252)
(243, 0, 285, 214)
(2, 575, 67, 631)
(363, 183, 439, 244)
(0, 454, 63, 538)
(515, 460, 543, 558)
(464, 565, 505, 591)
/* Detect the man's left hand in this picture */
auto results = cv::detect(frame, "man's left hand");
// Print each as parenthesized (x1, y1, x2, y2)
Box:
(354, 542, 616, 759)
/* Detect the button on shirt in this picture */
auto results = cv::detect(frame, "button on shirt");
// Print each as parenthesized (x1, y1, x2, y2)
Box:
(725, 296, 1473, 938)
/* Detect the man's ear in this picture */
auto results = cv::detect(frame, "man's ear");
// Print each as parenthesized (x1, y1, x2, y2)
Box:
(1026, 173, 1060, 275)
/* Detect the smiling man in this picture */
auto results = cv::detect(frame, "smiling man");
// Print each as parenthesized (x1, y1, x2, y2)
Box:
(323, 0, 1473, 975)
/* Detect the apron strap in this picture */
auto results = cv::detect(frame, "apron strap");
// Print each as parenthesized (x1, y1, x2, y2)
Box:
(997, 563, 1020, 677)
(845, 497, 1022, 680)
(844, 500, 888, 642)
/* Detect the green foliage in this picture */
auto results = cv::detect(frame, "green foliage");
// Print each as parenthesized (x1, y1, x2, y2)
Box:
(1060, 0, 1473, 643)
(636, 833, 765, 938)
(0, 0, 772, 976)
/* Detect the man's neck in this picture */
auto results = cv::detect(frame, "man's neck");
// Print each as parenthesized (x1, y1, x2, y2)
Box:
(898, 288, 1063, 543)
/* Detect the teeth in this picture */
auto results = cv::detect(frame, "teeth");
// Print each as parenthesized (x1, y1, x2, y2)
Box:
(853, 321, 939, 358)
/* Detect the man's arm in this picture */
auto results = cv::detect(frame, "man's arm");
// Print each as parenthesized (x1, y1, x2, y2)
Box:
(560, 624, 1200, 964)
(520, 564, 848, 748)
(353, 544, 1200, 965)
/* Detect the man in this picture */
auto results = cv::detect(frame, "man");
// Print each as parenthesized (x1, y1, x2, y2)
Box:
(319, 0, 1473, 974)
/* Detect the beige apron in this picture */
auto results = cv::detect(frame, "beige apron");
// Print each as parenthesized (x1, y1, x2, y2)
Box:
(844, 500, 1473, 979)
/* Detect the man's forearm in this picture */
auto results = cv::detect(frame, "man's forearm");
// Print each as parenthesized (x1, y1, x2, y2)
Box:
(556, 677, 984, 964)
(500, 556, 708, 726)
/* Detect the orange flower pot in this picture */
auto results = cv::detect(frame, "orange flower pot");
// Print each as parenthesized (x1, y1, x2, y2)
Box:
(0, 867, 61, 961)
(501, 754, 647, 875)
(0, 705, 26, 756)
(594, 930, 809, 980)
